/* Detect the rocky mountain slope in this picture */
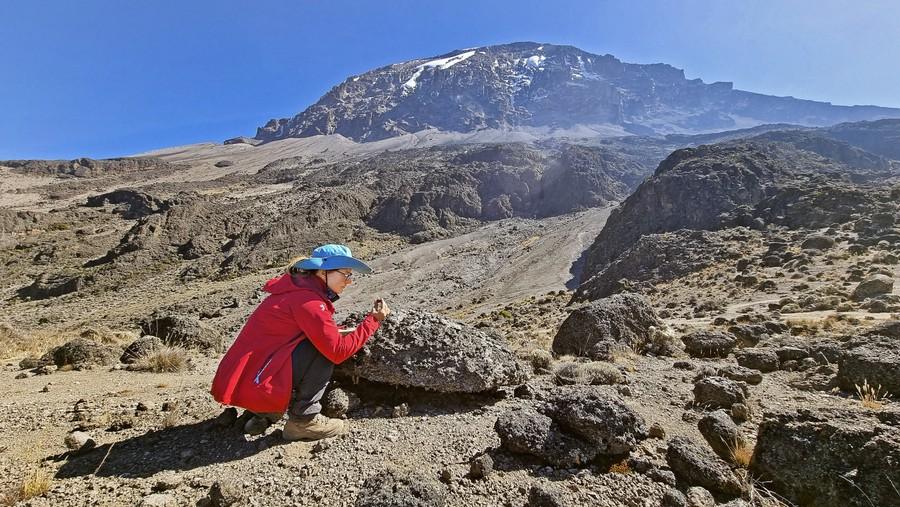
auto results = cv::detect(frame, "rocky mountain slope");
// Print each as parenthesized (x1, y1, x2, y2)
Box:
(254, 42, 900, 143)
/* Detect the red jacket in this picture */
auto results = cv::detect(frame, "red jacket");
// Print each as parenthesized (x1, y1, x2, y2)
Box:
(211, 274, 380, 414)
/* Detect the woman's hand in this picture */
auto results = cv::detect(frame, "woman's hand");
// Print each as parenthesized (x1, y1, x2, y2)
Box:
(371, 298, 391, 322)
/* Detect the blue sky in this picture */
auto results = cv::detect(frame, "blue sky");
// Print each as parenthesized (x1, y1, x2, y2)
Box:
(1, 0, 898, 159)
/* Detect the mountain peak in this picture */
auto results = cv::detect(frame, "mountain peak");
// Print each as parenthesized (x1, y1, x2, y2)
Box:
(254, 42, 900, 143)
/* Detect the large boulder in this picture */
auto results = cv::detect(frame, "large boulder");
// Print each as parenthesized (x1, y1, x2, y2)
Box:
(40, 339, 121, 370)
(734, 348, 779, 373)
(356, 467, 447, 507)
(681, 331, 737, 358)
(543, 386, 648, 455)
(139, 313, 222, 353)
(494, 407, 600, 467)
(851, 274, 894, 301)
(800, 234, 835, 250)
(120, 336, 163, 364)
(17, 273, 92, 300)
(837, 335, 900, 394)
(693, 376, 748, 409)
(336, 310, 526, 392)
(751, 408, 900, 507)
(552, 294, 664, 360)
(666, 436, 747, 496)
(698, 410, 745, 462)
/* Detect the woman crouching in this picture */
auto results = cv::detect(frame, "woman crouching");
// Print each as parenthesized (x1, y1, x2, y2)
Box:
(211, 244, 390, 441)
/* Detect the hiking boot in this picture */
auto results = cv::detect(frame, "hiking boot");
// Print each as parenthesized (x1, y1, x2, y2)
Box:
(282, 414, 348, 441)
(243, 412, 282, 436)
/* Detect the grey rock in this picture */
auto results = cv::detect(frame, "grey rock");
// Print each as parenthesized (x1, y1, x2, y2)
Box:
(337, 310, 526, 392)
(717, 365, 763, 385)
(837, 335, 900, 394)
(666, 436, 746, 496)
(543, 385, 648, 455)
(64, 431, 95, 451)
(730, 403, 751, 422)
(751, 408, 900, 507)
(775, 346, 808, 362)
(356, 466, 446, 507)
(526, 481, 574, 507)
(734, 348, 779, 373)
(40, 339, 120, 370)
(139, 313, 222, 353)
(85, 189, 170, 219)
(206, 480, 245, 507)
(698, 410, 744, 462)
(469, 453, 493, 480)
(661, 488, 688, 507)
(17, 273, 93, 300)
(693, 376, 748, 409)
(851, 274, 894, 301)
(681, 330, 737, 358)
(685, 487, 715, 507)
(322, 387, 360, 418)
(801, 234, 835, 250)
(551, 294, 664, 360)
(494, 407, 599, 467)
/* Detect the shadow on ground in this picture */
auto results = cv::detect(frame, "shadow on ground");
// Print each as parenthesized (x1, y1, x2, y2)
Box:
(52, 418, 287, 479)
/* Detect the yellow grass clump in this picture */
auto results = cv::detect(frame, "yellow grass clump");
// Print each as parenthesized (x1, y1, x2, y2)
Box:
(1, 467, 52, 505)
(133, 346, 190, 373)
(856, 379, 891, 410)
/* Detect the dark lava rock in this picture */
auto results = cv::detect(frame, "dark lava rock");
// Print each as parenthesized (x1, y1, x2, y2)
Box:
(698, 410, 744, 462)
(120, 336, 163, 364)
(726, 324, 767, 348)
(526, 482, 574, 507)
(716, 365, 763, 385)
(494, 407, 599, 467)
(666, 436, 746, 496)
(734, 349, 779, 373)
(204, 480, 246, 507)
(355, 467, 447, 507)
(775, 346, 808, 362)
(40, 339, 120, 369)
(801, 234, 835, 250)
(851, 274, 894, 301)
(551, 294, 663, 360)
(85, 189, 170, 219)
(468, 453, 493, 480)
(17, 273, 92, 300)
(837, 335, 900, 394)
(543, 385, 648, 455)
(863, 319, 900, 339)
(321, 387, 359, 418)
(139, 313, 222, 353)
(214, 160, 234, 168)
(693, 376, 748, 409)
(336, 310, 526, 392)
(751, 408, 900, 507)
(681, 330, 737, 358)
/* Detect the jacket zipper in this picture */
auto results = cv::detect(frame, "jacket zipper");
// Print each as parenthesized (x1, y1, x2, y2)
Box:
(253, 354, 275, 385)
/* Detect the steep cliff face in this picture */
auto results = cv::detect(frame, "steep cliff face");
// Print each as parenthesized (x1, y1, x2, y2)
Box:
(254, 42, 900, 143)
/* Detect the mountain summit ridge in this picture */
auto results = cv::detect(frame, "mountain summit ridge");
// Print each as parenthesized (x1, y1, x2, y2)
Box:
(254, 42, 900, 143)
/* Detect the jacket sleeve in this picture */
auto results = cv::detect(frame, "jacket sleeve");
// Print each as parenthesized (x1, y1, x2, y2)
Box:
(290, 299, 380, 364)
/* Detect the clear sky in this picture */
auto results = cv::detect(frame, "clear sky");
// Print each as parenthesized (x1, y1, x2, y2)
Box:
(1, 0, 897, 159)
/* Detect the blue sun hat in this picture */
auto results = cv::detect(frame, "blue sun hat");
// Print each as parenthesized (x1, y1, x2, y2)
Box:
(294, 244, 373, 274)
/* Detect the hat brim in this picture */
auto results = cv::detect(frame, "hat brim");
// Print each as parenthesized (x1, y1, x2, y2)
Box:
(296, 255, 372, 274)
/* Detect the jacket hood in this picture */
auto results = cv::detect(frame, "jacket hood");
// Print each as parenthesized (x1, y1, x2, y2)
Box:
(263, 273, 328, 296)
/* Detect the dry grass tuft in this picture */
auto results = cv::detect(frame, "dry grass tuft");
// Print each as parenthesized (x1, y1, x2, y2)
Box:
(553, 360, 624, 385)
(518, 348, 553, 371)
(1, 467, 52, 505)
(728, 437, 754, 468)
(608, 459, 632, 474)
(132, 346, 190, 373)
(856, 379, 891, 410)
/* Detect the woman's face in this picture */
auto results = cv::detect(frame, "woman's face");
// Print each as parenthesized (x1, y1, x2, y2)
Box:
(324, 269, 353, 294)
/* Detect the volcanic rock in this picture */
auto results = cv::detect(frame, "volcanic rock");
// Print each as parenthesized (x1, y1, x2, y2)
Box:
(336, 310, 526, 392)
(552, 294, 663, 360)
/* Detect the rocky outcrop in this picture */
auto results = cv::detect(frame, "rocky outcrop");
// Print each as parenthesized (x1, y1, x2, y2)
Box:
(17, 273, 92, 300)
(551, 294, 664, 360)
(85, 189, 171, 219)
(751, 408, 900, 507)
(336, 310, 526, 393)
(575, 229, 741, 301)
(495, 386, 647, 466)
(2, 157, 184, 177)
(40, 339, 121, 370)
